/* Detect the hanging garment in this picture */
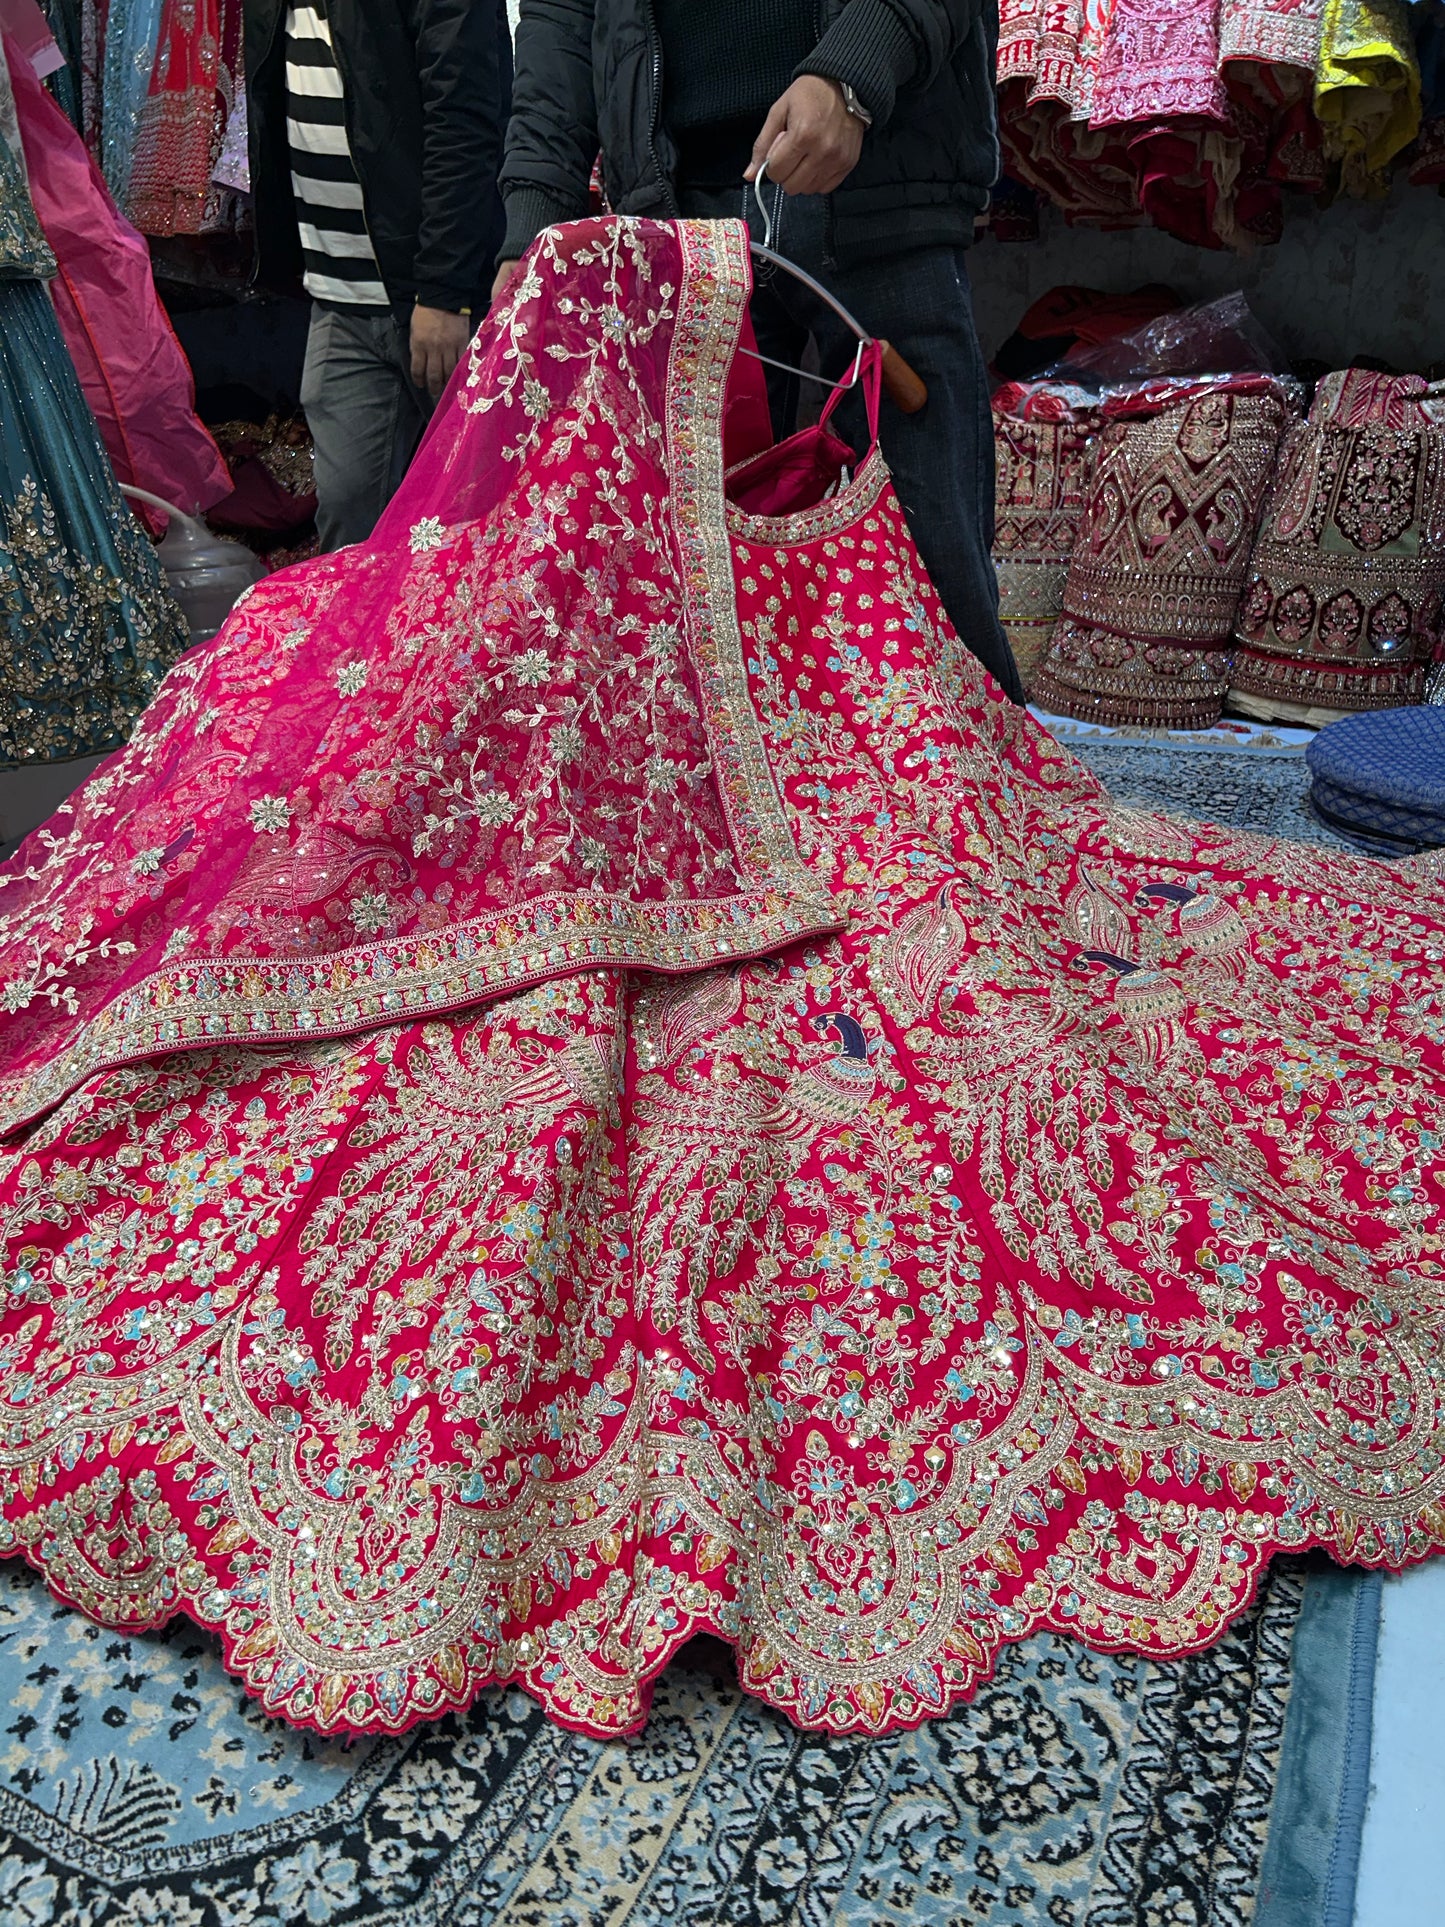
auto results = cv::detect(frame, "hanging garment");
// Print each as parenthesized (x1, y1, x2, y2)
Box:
(126, 0, 240, 234)
(1221, 0, 1326, 70)
(991, 380, 1102, 693)
(8, 40, 229, 517)
(1088, 0, 1233, 160)
(1314, 0, 1422, 181)
(997, 0, 1147, 228)
(1229, 369, 1445, 718)
(1089, 0, 1313, 245)
(0, 219, 1443, 1743)
(998, 0, 1328, 241)
(1031, 375, 1297, 727)
(34, 0, 83, 128)
(0, 0, 63, 75)
(99, 0, 165, 205)
(0, 34, 188, 766)
(0, 13, 50, 266)
(1219, 0, 1328, 206)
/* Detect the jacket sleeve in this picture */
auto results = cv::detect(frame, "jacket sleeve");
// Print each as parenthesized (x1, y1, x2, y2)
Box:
(406, 0, 510, 311)
(498, 0, 599, 262)
(798, 0, 981, 127)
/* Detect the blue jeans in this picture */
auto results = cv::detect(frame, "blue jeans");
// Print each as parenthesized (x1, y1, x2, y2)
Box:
(301, 304, 434, 552)
(680, 187, 1021, 704)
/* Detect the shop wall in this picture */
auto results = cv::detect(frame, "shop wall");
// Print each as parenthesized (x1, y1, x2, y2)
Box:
(968, 181, 1445, 371)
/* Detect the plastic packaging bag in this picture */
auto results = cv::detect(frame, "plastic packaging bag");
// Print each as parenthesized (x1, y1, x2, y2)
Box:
(1048, 292, 1289, 382)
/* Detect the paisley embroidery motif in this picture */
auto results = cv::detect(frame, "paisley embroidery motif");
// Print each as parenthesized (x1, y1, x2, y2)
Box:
(1033, 379, 1296, 727)
(1231, 369, 1445, 715)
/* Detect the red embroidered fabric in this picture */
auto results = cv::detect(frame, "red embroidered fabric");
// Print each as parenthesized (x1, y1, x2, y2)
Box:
(126, 0, 241, 235)
(0, 220, 1443, 1743)
(1230, 369, 1445, 716)
(991, 379, 1103, 692)
(0, 220, 839, 1139)
(1032, 375, 1297, 726)
(998, 0, 1326, 242)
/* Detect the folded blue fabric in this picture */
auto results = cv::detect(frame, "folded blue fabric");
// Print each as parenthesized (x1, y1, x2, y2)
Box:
(1306, 707, 1445, 851)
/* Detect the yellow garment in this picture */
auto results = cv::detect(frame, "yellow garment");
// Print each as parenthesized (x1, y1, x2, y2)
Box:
(1314, 0, 1422, 172)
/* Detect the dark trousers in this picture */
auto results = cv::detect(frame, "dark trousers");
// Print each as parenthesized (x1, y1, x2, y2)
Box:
(301, 304, 434, 552)
(679, 186, 1021, 703)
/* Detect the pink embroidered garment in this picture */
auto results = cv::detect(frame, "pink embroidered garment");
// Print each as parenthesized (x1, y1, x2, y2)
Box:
(126, 0, 241, 235)
(1, 219, 1444, 1742)
(8, 38, 230, 517)
(998, 0, 1147, 228)
(998, 0, 1327, 241)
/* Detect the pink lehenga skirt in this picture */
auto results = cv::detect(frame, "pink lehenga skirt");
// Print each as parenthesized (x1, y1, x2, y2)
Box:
(0, 219, 1442, 1742)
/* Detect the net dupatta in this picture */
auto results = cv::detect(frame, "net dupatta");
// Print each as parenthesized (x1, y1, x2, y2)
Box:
(0, 217, 842, 1134)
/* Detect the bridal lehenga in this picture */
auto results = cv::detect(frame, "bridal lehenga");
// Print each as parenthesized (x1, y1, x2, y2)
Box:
(1, 219, 1442, 1740)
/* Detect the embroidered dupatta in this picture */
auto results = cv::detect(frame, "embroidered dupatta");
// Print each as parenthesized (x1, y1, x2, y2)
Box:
(0, 219, 839, 1132)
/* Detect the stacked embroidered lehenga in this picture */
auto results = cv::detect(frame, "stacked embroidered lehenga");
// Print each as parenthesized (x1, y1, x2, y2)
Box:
(1, 218, 1443, 1742)
(1230, 368, 1445, 721)
(1030, 374, 1297, 727)
(991, 379, 1102, 694)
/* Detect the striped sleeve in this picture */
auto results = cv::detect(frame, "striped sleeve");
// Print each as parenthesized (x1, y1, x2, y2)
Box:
(284, 0, 389, 307)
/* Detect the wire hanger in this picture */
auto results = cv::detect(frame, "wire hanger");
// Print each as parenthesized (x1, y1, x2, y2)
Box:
(738, 166, 871, 391)
(738, 164, 928, 413)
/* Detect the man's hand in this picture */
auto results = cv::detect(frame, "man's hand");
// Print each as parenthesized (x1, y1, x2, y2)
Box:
(491, 258, 522, 307)
(410, 304, 472, 398)
(745, 76, 866, 196)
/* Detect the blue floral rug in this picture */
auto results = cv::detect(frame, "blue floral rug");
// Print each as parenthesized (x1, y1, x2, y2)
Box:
(0, 1554, 1377, 1927)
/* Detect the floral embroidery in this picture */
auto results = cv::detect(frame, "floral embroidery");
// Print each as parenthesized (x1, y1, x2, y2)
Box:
(249, 795, 292, 833)
(0, 220, 839, 1136)
(0, 220, 1441, 1748)
(1033, 379, 1296, 728)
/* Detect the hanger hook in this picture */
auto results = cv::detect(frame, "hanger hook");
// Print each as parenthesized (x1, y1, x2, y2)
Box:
(753, 161, 776, 251)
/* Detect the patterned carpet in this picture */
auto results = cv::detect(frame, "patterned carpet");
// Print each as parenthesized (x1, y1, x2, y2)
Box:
(0, 1556, 1361, 1927)
(0, 738, 1386, 1927)
(1068, 739, 1354, 854)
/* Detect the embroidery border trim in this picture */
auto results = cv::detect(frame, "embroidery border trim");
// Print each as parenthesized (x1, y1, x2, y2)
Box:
(724, 447, 890, 548)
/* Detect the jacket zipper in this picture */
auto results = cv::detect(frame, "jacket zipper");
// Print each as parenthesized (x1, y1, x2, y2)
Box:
(248, 0, 290, 289)
(637, 0, 676, 217)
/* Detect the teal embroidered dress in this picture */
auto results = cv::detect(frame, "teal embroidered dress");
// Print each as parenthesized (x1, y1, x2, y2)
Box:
(0, 36, 186, 767)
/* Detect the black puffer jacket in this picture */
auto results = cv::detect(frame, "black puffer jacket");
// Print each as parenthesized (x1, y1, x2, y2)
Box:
(500, 0, 999, 268)
(247, 0, 511, 314)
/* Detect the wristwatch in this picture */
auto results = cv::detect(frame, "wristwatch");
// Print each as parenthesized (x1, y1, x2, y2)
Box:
(838, 81, 874, 127)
